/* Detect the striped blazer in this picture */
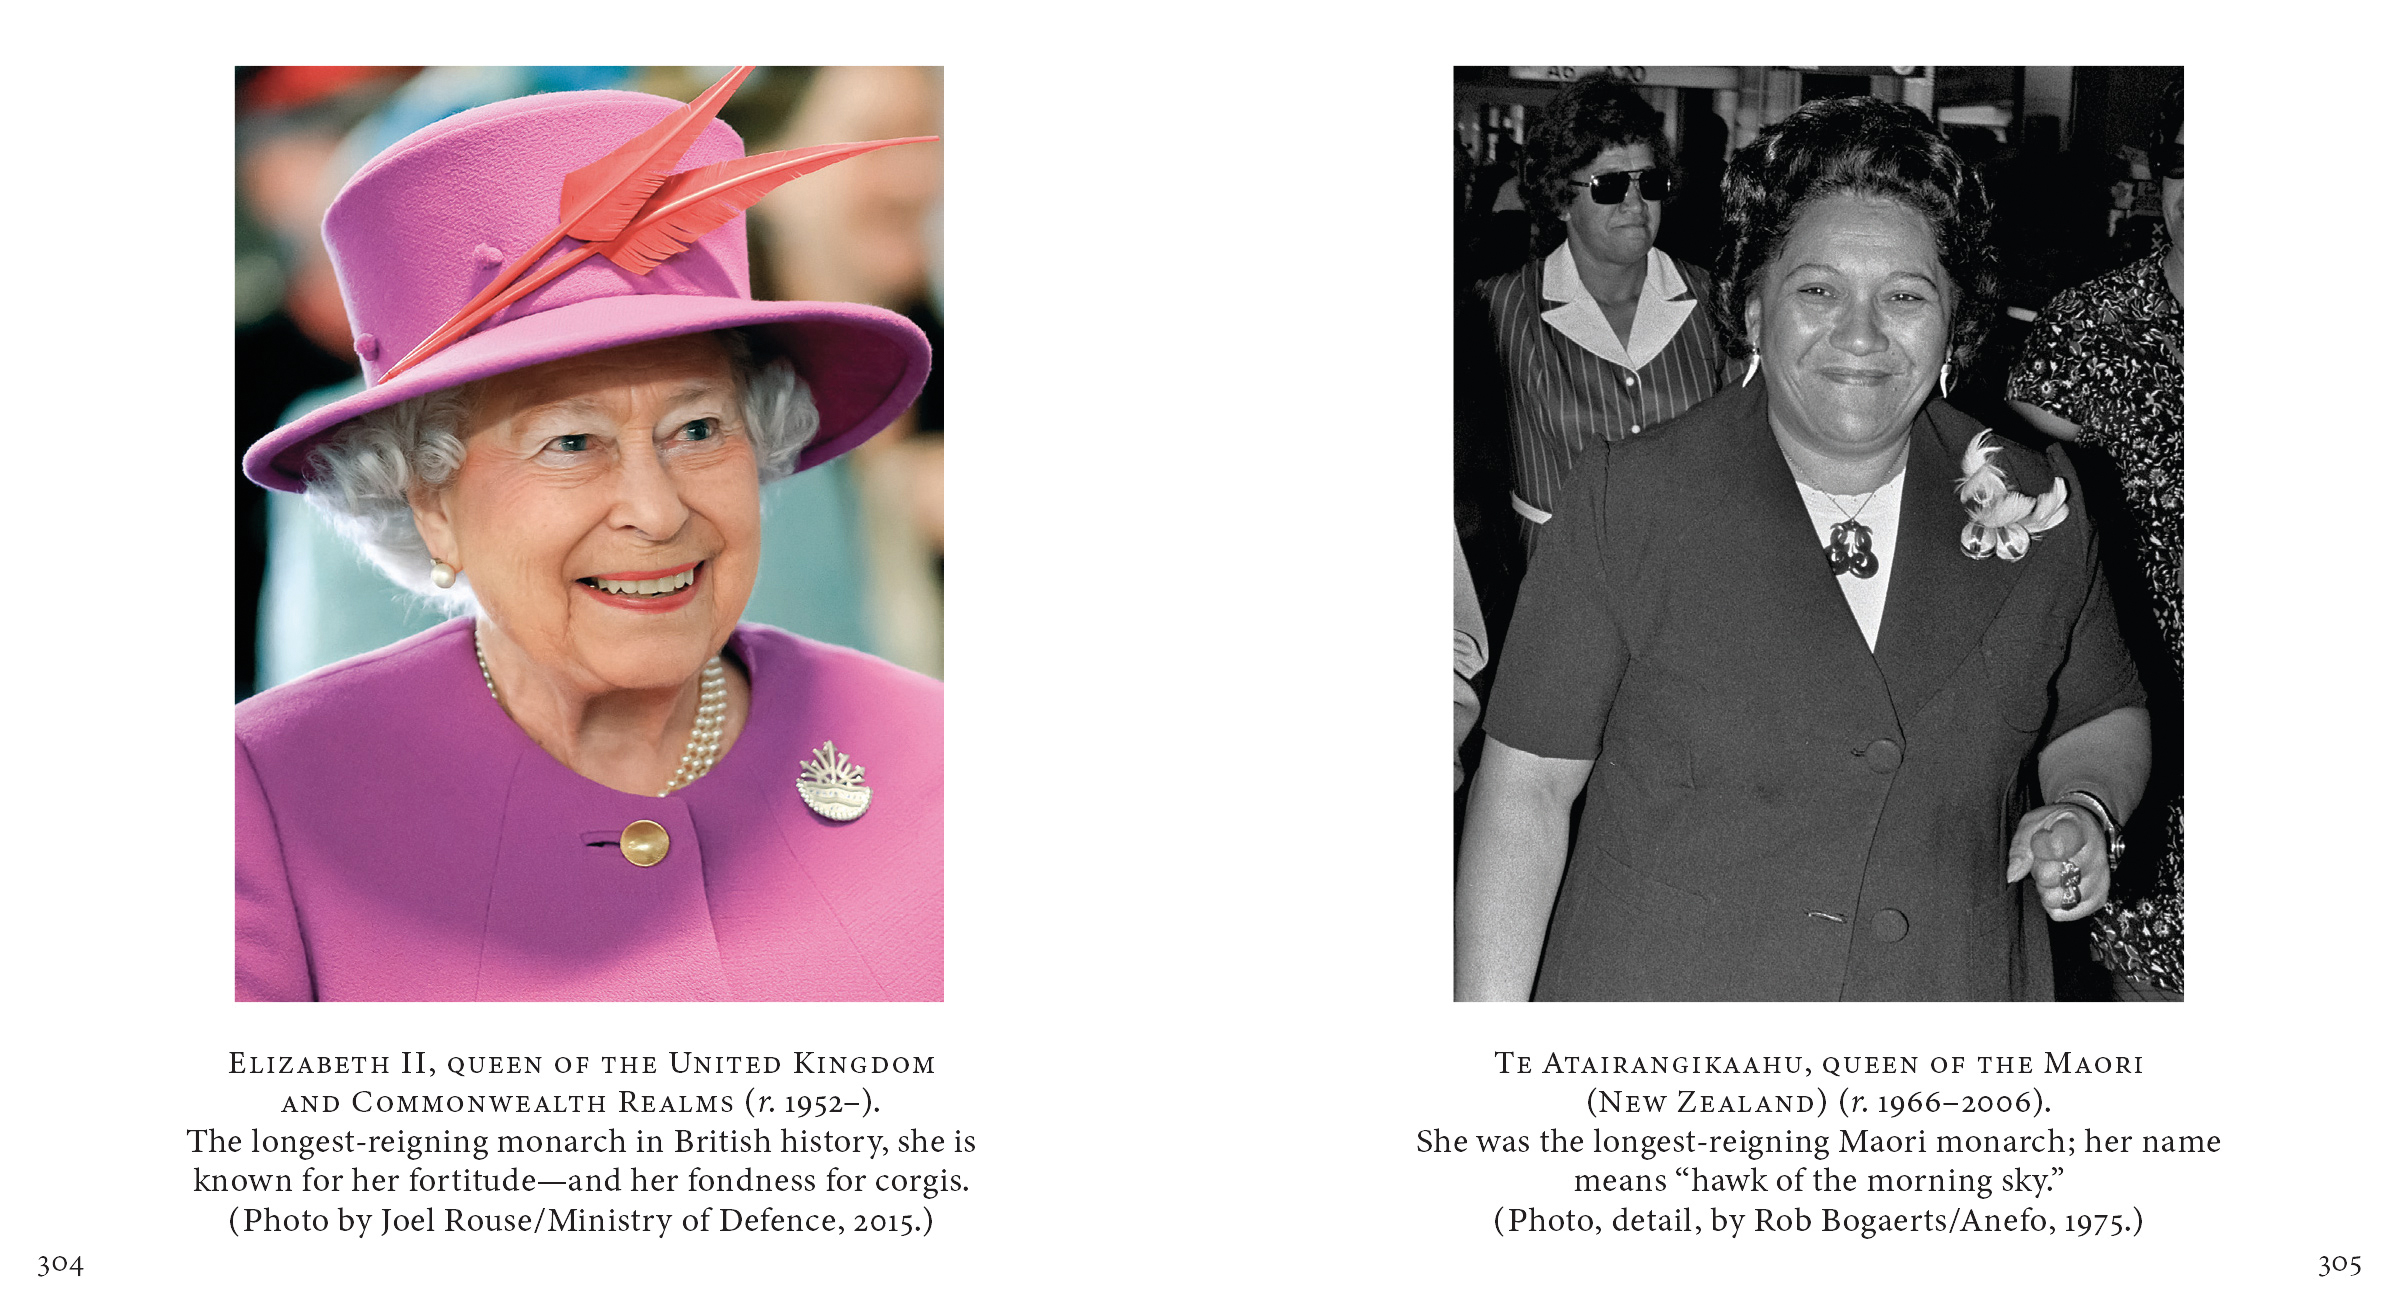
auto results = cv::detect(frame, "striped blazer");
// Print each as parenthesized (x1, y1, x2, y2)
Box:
(1476, 244, 1725, 526)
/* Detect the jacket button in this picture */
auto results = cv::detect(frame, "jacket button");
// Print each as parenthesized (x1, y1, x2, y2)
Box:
(1863, 739, 1903, 773)
(1872, 908, 1909, 942)
(621, 820, 670, 867)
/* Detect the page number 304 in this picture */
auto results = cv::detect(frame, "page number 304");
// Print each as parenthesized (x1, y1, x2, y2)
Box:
(37, 1256, 82, 1277)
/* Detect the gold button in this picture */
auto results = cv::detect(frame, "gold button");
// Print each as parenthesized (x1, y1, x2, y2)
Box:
(620, 820, 670, 867)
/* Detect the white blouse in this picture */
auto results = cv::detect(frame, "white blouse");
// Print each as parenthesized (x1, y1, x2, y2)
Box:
(1794, 463, 1907, 651)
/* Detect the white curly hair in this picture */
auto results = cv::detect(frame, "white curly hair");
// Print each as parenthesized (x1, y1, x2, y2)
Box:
(299, 329, 818, 612)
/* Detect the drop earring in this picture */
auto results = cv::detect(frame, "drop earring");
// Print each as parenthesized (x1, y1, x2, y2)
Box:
(1742, 353, 1761, 388)
(431, 560, 457, 589)
(1939, 357, 1955, 399)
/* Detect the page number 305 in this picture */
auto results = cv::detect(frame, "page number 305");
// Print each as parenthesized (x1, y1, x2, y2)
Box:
(2318, 1256, 2362, 1277)
(37, 1256, 82, 1277)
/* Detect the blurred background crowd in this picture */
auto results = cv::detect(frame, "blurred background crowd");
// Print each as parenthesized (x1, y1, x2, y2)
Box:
(1454, 66, 2183, 1000)
(235, 66, 946, 700)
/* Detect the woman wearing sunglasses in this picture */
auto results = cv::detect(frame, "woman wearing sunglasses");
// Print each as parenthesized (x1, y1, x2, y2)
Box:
(1475, 73, 1728, 552)
(2005, 85, 2184, 995)
(1458, 97, 2151, 1001)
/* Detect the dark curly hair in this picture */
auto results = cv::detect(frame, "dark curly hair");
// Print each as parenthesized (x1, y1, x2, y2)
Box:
(1712, 96, 2001, 372)
(1519, 73, 1673, 253)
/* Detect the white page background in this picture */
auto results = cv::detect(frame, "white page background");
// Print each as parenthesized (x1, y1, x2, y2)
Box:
(7, 10, 2391, 1309)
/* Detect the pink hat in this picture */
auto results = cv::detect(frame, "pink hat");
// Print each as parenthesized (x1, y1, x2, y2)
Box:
(242, 86, 932, 493)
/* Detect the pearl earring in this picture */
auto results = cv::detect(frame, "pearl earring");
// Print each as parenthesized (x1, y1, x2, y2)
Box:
(431, 560, 457, 589)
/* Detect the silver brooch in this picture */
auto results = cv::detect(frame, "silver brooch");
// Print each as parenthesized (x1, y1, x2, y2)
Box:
(797, 741, 871, 822)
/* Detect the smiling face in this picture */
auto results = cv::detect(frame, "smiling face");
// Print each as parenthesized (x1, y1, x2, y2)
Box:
(1563, 142, 1661, 271)
(1747, 192, 1953, 465)
(410, 334, 761, 697)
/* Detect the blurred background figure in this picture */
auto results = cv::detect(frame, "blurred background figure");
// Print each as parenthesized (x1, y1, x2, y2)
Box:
(236, 66, 416, 699)
(755, 66, 946, 680)
(235, 67, 944, 699)
(2006, 83, 2183, 998)
(1467, 72, 1727, 651)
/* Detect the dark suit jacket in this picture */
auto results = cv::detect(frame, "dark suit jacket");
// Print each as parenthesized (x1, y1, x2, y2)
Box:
(1484, 382, 2144, 1001)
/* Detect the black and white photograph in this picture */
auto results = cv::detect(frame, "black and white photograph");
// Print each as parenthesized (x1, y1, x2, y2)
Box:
(1453, 67, 2185, 1003)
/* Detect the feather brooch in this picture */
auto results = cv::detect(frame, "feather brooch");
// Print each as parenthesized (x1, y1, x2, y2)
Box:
(1955, 431, 2069, 561)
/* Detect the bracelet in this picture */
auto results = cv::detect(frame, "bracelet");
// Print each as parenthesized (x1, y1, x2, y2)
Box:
(2053, 788, 2125, 868)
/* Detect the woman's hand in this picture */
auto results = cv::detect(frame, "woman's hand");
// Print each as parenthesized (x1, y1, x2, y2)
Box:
(2025, 707, 2148, 921)
(2007, 804, 2109, 920)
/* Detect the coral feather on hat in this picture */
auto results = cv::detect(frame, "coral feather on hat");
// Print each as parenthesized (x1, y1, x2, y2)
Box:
(242, 68, 936, 494)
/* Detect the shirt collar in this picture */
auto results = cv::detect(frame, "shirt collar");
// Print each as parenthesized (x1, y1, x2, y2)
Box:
(1538, 244, 1698, 369)
(1541, 243, 1691, 304)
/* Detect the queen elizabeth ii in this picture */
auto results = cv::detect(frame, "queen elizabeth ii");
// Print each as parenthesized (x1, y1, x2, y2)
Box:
(236, 77, 941, 1001)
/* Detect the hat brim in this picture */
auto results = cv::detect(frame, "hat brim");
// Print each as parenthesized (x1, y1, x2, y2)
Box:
(242, 295, 930, 493)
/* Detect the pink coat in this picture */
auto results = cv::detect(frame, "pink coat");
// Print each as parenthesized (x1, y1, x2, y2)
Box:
(236, 619, 941, 1001)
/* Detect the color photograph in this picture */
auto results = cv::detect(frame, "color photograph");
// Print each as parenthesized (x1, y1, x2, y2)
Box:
(233, 67, 947, 1000)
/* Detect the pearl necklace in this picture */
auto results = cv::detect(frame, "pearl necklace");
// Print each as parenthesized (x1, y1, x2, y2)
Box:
(475, 632, 729, 796)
